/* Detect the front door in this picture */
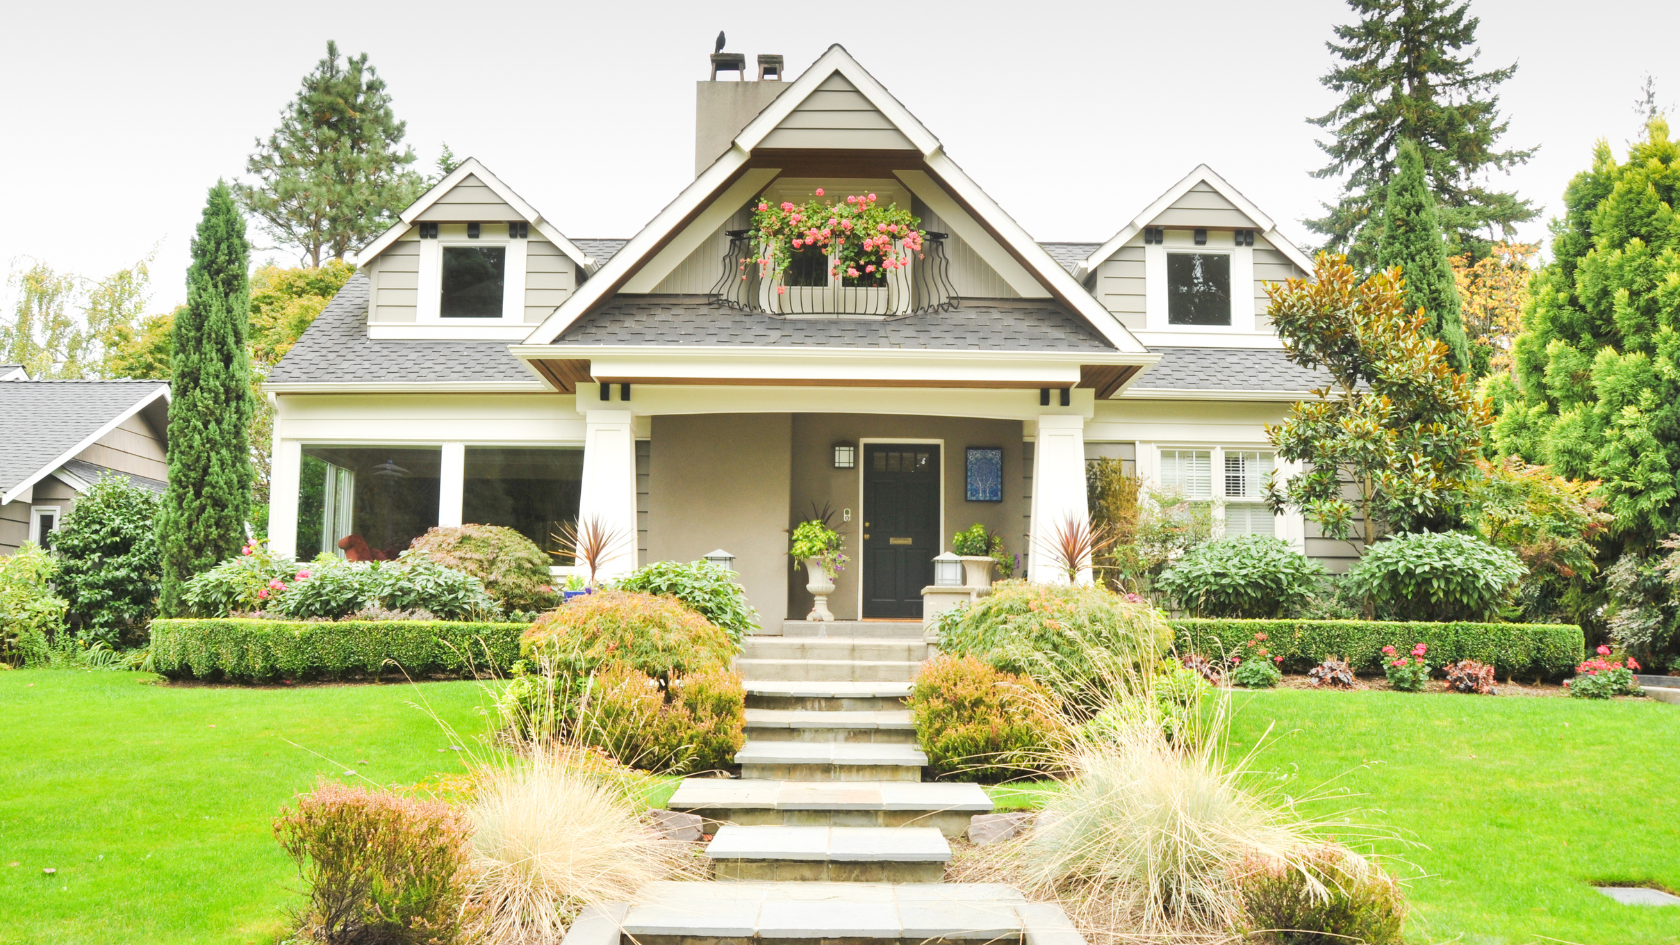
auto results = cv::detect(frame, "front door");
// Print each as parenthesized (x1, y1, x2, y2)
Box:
(862, 443, 940, 618)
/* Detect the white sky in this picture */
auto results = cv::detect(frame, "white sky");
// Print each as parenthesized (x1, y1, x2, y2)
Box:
(1, 0, 1674, 313)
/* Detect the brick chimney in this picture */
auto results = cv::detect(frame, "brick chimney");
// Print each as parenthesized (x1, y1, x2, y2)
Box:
(695, 50, 785, 176)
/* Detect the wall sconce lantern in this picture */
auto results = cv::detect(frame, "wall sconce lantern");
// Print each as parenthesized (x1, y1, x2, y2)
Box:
(933, 551, 964, 587)
(832, 443, 857, 469)
(702, 548, 736, 572)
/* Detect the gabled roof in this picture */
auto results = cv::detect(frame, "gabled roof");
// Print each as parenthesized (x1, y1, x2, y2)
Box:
(0, 364, 26, 381)
(522, 44, 1148, 356)
(354, 158, 595, 271)
(0, 379, 170, 504)
(1123, 347, 1329, 400)
(1074, 165, 1314, 281)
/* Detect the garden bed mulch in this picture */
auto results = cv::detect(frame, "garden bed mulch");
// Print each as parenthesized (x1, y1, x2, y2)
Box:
(1268, 672, 1568, 696)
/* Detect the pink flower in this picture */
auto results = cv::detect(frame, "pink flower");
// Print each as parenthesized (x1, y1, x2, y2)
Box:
(847, 267, 859, 277)
(1232, 657, 1242, 665)
(1629, 657, 1641, 670)
(268, 579, 284, 589)
(847, 195, 857, 204)
(1597, 645, 1611, 656)
(865, 264, 875, 273)
(1274, 656, 1283, 663)
(1255, 633, 1268, 641)
(296, 570, 310, 581)
(814, 187, 824, 196)
(792, 238, 803, 249)
(888, 224, 899, 233)
(257, 589, 268, 599)
(877, 223, 888, 232)
(757, 202, 768, 211)
(1412, 644, 1427, 656)
(777, 285, 787, 295)
(1382, 646, 1396, 655)
(241, 545, 253, 556)
(867, 193, 876, 201)
(842, 220, 853, 230)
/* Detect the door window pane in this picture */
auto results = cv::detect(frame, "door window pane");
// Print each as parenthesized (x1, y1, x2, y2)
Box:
(462, 447, 584, 561)
(440, 246, 507, 318)
(1158, 449, 1211, 499)
(1166, 252, 1231, 326)
(297, 447, 441, 559)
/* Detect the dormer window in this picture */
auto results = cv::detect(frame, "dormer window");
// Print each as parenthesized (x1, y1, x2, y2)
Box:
(441, 246, 507, 318)
(1166, 252, 1231, 326)
(415, 223, 528, 324)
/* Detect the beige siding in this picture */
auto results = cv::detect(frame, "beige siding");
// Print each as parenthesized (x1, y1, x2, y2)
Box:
(372, 239, 421, 323)
(913, 204, 1021, 299)
(77, 414, 168, 481)
(1095, 244, 1146, 330)
(524, 239, 575, 322)
(1252, 239, 1302, 330)
(1151, 182, 1262, 229)
(759, 72, 915, 151)
(0, 499, 29, 555)
(415, 175, 522, 222)
(652, 222, 736, 294)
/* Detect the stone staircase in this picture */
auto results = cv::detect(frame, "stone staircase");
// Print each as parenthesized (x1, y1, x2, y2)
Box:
(559, 620, 1084, 945)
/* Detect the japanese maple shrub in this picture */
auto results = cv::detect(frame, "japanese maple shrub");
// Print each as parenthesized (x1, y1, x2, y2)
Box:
(407, 524, 558, 614)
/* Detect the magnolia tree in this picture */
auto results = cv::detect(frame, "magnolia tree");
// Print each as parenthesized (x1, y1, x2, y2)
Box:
(1262, 254, 1493, 549)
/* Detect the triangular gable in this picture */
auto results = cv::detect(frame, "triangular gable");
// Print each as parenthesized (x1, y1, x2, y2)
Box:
(1074, 165, 1314, 281)
(355, 158, 594, 271)
(523, 44, 1147, 355)
(0, 382, 169, 505)
(758, 72, 917, 151)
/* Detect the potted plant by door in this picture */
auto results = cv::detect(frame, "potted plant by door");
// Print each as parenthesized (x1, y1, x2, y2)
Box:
(789, 517, 848, 622)
(952, 523, 1004, 589)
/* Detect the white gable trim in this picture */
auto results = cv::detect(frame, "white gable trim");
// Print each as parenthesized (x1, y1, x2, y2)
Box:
(1076, 165, 1314, 281)
(620, 168, 782, 293)
(355, 158, 594, 272)
(729, 45, 941, 156)
(0, 383, 171, 505)
(0, 365, 27, 381)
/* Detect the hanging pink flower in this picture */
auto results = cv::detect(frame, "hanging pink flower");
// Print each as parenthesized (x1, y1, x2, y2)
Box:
(296, 570, 310, 581)
(847, 267, 859, 277)
(758, 203, 768, 211)
(865, 264, 875, 273)
(815, 187, 824, 196)
(793, 238, 803, 249)
(777, 285, 787, 295)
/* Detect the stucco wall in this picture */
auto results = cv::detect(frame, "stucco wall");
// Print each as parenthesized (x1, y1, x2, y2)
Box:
(646, 414, 793, 634)
(787, 414, 1026, 622)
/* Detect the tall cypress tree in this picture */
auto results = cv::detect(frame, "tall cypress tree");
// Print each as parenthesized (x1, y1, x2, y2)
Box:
(1308, 0, 1536, 264)
(1375, 139, 1473, 374)
(157, 182, 255, 614)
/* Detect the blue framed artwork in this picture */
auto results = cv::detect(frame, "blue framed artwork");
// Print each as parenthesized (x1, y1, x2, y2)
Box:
(965, 447, 1003, 502)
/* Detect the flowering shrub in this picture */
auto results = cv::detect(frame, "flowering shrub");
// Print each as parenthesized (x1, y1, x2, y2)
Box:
(1174, 618, 1583, 680)
(1566, 645, 1642, 699)
(1228, 631, 1284, 688)
(788, 518, 848, 574)
(748, 190, 925, 289)
(180, 543, 301, 616)
(1382, 643, 1432, 692)
(1445, 659, 1498, 694)
(909, 655, 1063, 780)
(1309, 657, 1356, 689)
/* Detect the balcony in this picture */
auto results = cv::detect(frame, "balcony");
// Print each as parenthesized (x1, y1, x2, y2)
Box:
(708, 230, 960, 317)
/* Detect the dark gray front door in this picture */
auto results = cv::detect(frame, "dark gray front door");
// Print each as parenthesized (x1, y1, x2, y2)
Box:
(862, 444, 940, 618)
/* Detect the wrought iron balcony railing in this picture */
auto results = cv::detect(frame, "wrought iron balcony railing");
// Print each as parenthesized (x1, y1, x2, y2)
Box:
(708, 230, 960, 316)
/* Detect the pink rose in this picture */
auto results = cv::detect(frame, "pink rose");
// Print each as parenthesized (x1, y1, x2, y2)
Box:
(889, 224, 899, 233)
(777, 285, 786, 295)
(842, 220, 852, 230)
(296, 571, 310, 581)
(847, 267, 859, 277)
(847, 195, 857, 204)
(877, 223, 888, 232)
(865, 264, 875, 273)
(815, 187, 824, 196)
(867, 193, 876, 201)
(757, 202, 768, 211)
(793, 239, 803, 249)
(257, 589, 269, 599)
(241, 545, 253, 556)
(1597, 645, 1611, 656)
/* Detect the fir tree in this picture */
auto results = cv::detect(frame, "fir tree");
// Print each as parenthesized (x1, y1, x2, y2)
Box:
(1375, 139, 1473, 373)
(156, 182, 255, 614)
(1308, 0, 1536, 264)
(238, 41, 423, 267)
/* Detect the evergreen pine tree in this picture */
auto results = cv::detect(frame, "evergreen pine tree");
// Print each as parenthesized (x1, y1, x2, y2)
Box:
(238, 41, 423, 267)
(156, 182, 255, 614)
(1308, 0, 1536, 264)
(1375, 139, 1473, 374)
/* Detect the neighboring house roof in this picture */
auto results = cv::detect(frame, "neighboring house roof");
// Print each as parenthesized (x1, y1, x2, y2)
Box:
(1124, 347, 1327, 399)
(0, 379, 170, 504)
(266, 273, 544, 391)
(55, 459, 168, 495)
(573, 239, 630, 267)
(1038, 243, 1102, 276)
(354, 158, 595, 272)
(553, 296, 1113, 350)
(0, 364, 26, 381)
(1075, 165, 1315, 281)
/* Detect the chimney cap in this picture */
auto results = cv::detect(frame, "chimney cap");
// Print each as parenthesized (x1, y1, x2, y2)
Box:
(757, 54, 784, 81)
(710, 52, 747, 81)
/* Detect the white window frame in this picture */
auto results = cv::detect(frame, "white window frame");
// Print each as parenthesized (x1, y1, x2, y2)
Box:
(29, 505, 61, 546)
(417, 228, 528, 325)
(1144, 229, 1254, 333)
(1220, 449, 1278, 539)
(1147, 445, 1284, 541)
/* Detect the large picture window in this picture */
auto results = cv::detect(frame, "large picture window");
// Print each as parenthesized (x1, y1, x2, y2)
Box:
(297, 447, 442, 560)
(462, 447, 584, 562)
(440, 246, 507, 318)
(1166, 252, 1231, 326)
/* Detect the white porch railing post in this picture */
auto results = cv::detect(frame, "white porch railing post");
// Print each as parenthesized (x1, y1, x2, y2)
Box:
(578, 408, 639, 580)
(1027, 414, 1090, 585)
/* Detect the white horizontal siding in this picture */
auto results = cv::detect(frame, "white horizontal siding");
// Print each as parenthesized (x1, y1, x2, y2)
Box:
(1095, 245, 1146, 331)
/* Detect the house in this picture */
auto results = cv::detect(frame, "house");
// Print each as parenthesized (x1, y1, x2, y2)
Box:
(264, 44, 1333, 632)
(0, 372, 170, 554)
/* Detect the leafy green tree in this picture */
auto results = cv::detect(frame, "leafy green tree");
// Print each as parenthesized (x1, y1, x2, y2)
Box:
(238, 41, 424, 266)
(1492, 118, 1680, 554)
(1374, 139, 1472, 373)
(52, 475, 161, 648)
(157, 182, 256, 614)
(105, 307, 178, 381)
(2, 252, 156, 379)
(1308, 0, 1536, 264)
(1264, 254, 1492, 549)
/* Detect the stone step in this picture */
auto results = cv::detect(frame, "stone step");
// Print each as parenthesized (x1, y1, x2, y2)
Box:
(745, 708, 917, 743)
(736, 658, 922, 683)
(706, 825, 950, 882)
(742, 636, 929, 663)
(561, 882, 1085, 945)
(736, 741, 928, 781)
(668, 779, 991, 837)
(745, 680, 913, 712)
(782, 620, 926, 639)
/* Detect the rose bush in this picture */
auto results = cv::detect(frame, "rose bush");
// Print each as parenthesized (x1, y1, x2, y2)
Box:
(747, 190, 926, 289)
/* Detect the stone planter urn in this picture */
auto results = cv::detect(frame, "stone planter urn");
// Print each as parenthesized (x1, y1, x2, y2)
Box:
(804, 557, 836, 622)
(958, 555, 995, 589)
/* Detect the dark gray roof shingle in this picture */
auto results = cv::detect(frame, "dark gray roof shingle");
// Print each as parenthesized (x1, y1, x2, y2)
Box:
(0, 380, 167, 493)
(554, 295, 1115, 350)
(1136, 347, 1328, 392)
(266, 274, 543, 387)
(1038, 242, 1101, 275)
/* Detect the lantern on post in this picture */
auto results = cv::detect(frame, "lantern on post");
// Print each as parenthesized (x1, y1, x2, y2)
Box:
(933, 551, 964, 587)
(702, 548, 736, 572)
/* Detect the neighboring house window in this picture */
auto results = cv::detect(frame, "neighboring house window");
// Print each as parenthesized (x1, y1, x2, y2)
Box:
(1166, 252, 1231, 326)
(462, 447, 584, 562)
(296, 447, 442, 560)
(1158, 449, 1212, 500)
(29, 506, 60, 550)
(1223, 450, 1277, 536)
(440, 246, 507, 318)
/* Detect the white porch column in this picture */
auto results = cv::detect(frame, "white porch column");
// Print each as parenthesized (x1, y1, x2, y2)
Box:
(1028, 414, 1091, 585)
(269, 438, 302, 556)
(438, 442, 465, 528)
(578, 408, 639, 580)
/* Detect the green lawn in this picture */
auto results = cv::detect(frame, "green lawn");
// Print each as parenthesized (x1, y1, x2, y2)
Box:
(0, 670, 495, 945)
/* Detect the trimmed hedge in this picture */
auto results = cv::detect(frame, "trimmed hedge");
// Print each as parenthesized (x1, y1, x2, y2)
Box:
(150, 618, 528, 682)
(1172, 618, 1583, 680)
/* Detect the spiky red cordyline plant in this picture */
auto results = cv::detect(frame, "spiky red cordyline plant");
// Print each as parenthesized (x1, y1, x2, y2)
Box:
(1037, 515, 1120, 583)
(550, 517, 631, 586)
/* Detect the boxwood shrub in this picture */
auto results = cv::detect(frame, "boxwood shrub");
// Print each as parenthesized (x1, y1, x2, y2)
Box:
(149, 618, 528, 682)
(1172, 618, 1583, 680)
